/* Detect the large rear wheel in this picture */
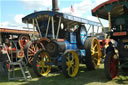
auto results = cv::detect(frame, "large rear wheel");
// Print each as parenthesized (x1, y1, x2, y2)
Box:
(24, 41, 39, 65)
(33, 50, 51, 77)
(104, 52, 118, 80)
(62, 51, 79, 78)
(84, 37, 102, 70)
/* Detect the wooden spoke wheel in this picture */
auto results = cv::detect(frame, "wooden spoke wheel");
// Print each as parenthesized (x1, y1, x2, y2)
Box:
(84, 37, 102, 70)
(18, 35, 30, 49)
(104, 52, 118, 80)
(33, 50, 51, 77)
(62, 51, 79, 78)
(24, 41, 40, 65)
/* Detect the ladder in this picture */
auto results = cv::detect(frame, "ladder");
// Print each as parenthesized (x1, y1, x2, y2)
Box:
(3, 42, 32, 81)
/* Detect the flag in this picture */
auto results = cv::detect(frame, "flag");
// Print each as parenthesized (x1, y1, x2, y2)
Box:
(71, 5, 74, 12)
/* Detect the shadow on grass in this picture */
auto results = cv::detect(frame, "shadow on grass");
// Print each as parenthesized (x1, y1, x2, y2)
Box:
(22, 66, 110, 85)
(1, 65, 128, 85)
(115, 71, 128, 85)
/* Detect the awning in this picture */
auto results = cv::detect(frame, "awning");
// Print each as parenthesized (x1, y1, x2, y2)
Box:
(92, 0, 128, 20)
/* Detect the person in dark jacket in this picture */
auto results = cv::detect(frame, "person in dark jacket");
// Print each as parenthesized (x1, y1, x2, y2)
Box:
(0, 45, 8, 75)
(106, 41, 115, 54)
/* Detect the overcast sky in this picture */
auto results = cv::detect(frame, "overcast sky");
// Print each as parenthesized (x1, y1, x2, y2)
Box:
(0, 0, 108, 28)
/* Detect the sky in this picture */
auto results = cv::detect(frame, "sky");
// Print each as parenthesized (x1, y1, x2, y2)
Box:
(0, 0, 109, 29)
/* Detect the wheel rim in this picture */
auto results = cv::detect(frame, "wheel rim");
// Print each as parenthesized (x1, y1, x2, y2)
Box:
(65, 51, 79, 77)
(19, 35, 30, 49)
(109, 54, 118, 79)
(36, 51, 51, 76)
(27, 43, 39, 64)
(91, 39, 101, 68)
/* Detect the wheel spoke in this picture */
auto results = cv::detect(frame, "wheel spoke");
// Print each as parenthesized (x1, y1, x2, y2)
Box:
(28, 53, 34, 56)
(66, 61, 70, 66)
(40, 43, 45, 50)
(66, 55, 70, 61)
(28, 57, 34, 63)
(67, 66, 72, 76)
(28, 48, 35, 53)
(41, 68, 45, 73)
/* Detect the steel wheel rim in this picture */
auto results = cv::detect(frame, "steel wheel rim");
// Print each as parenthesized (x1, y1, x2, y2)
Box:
(91, 39, 101, 68)
(109, 54, 118, 79)
(66, 51, 79, 77)
(36, 51, 51, 76)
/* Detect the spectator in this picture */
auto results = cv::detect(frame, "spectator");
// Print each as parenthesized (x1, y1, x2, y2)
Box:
(0, 45, 8, 75)
(106, 41, 115, 54)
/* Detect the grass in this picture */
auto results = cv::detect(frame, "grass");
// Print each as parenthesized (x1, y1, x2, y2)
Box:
(0, 64, 128, 85)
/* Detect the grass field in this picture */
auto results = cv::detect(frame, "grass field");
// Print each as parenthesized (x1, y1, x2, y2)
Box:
(0, 64, 128, 85)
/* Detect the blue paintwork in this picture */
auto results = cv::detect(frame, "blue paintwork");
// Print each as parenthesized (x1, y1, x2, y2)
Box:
(70, 32, 77, 44)
(80, 49, 86, 56)
(65, 40, 77, 50)
(80, 30, 87, 45)
(64, 32, 86, 57)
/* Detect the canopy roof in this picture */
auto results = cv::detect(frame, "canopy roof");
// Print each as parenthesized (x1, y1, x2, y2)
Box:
(92, 0, 128, 20)
(22, 11, 101, 26)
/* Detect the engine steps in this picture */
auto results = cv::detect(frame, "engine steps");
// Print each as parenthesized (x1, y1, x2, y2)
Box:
(8, 61, 32, 81)
(3, 43, 32, 81)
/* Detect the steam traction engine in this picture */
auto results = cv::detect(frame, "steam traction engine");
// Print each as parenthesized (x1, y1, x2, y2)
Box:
(92, 0, 128, 80)
(22, 0, 102, 78)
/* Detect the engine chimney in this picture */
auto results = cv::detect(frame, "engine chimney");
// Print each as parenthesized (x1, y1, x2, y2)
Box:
(52, 0, 59, 12)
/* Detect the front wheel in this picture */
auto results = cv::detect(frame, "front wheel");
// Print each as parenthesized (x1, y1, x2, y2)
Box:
(33, 50, 51, 77)
(62, 51, 79, 78)
(104, 52, 118, 80)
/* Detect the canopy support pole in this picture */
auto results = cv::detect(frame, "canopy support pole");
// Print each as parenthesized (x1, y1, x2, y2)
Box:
(45, 17, 51, 37)
(92, 25, 94, 36)
(108, 12, 111, 39)
(87, 25, 91, 32)
(96, 15, 104, 32)
(56, 17, 61, 39)
(51, 16, 55, 39)
(97, 26, 99, 33)
(35, 18, 42, 37)
(108, 12, 111, 32)
(32, 19, 36, 40)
